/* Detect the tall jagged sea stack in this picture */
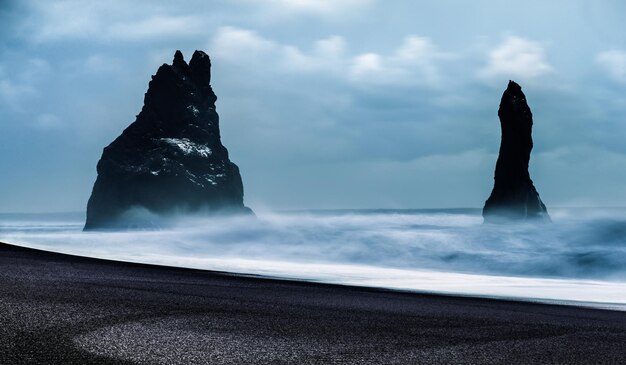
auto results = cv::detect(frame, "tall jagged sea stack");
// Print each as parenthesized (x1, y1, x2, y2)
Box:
(85, 50, 252, 230)
(483, 81, 549, 222)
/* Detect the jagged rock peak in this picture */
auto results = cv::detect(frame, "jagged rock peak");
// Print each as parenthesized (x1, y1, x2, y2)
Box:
(483, 80, 550, 223)
(500, 80, 531, 118)
(84, 50, 252, 230)
(190, 50, 211, 72)
(189, 50, 212, 91)
(172, 50, 188, 70)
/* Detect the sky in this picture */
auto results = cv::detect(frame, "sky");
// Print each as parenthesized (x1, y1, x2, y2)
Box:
(0, 0, 625, 213)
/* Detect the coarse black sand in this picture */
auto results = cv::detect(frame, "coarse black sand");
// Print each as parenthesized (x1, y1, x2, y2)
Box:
(1, 241, 625, 364)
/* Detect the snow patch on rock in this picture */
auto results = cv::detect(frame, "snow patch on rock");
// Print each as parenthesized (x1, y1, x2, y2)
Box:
(161, 138, 212, 157)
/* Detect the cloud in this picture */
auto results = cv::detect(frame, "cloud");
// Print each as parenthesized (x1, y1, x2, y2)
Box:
(212, 27, 347, 74)
(21, 0, 371, 43)
(349, 36, 453, 86)
(24, 0, 115, 41)
(534, 145, 626, 207)
(0, 58, 50, 107)
(239, 0, 373, 16)
(596, 50, 626, 83)
(212, 27, 279, 62)
(211, 27, 452, 87)
(479, 35, 552, 82)
(0, 79, 35, 105)
(83, 55, 124, 75)
(282, 36, 347, 73)
(5, 0, 626, 211)
(270, 0, 371, 14)
(23, 0, 206, 42)
(351, 53, 383, 75)
(34, 114, 65, 130)
(106, 15, 205, 41)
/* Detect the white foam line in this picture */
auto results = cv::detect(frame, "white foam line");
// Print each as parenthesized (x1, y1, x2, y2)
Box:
(11, 240, 626, 311)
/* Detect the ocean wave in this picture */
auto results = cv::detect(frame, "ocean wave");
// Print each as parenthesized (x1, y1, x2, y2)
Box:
(1, 208, 625, 282)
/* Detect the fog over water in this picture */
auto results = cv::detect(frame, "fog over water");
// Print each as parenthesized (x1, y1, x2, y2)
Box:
(1, 208, 626, 309)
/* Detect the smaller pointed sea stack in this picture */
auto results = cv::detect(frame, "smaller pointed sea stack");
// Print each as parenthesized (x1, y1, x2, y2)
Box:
(85, 50, 252, 230)
(483, 81, 549, 223)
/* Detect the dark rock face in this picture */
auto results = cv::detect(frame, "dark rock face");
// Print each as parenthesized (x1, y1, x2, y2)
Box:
(85, 50, 252, 230)
(483, 81, 549, 223)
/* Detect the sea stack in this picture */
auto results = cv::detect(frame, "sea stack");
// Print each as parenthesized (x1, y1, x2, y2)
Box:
(84, 50, 252, 230)
(483, 81, 549, 223)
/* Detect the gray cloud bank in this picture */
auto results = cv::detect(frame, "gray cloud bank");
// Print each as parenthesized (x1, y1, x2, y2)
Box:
(0, 0, 625, 212)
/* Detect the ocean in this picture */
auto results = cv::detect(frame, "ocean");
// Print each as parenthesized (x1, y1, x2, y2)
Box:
(1, 208, 625, 309)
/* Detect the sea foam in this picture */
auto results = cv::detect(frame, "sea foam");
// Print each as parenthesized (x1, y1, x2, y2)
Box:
(1, 208, 625, 308)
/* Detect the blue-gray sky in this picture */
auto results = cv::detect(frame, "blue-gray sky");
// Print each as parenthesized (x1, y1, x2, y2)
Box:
(1, 0, 625, 212)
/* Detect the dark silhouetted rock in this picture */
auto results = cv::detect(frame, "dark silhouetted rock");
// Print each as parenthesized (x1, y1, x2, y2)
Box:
(85, 50, 252, 230)
(483, 81, 549, 223)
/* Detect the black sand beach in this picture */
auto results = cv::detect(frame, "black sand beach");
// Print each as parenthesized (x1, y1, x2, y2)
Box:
(1, 242, 625, 364)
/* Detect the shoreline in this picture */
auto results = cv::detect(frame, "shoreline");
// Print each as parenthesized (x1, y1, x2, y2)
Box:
(6, 239, 626, 312)
(1, 240, 626, 363)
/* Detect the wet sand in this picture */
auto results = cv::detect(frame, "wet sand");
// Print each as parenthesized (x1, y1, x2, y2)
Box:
(1, 241, 625, 364)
